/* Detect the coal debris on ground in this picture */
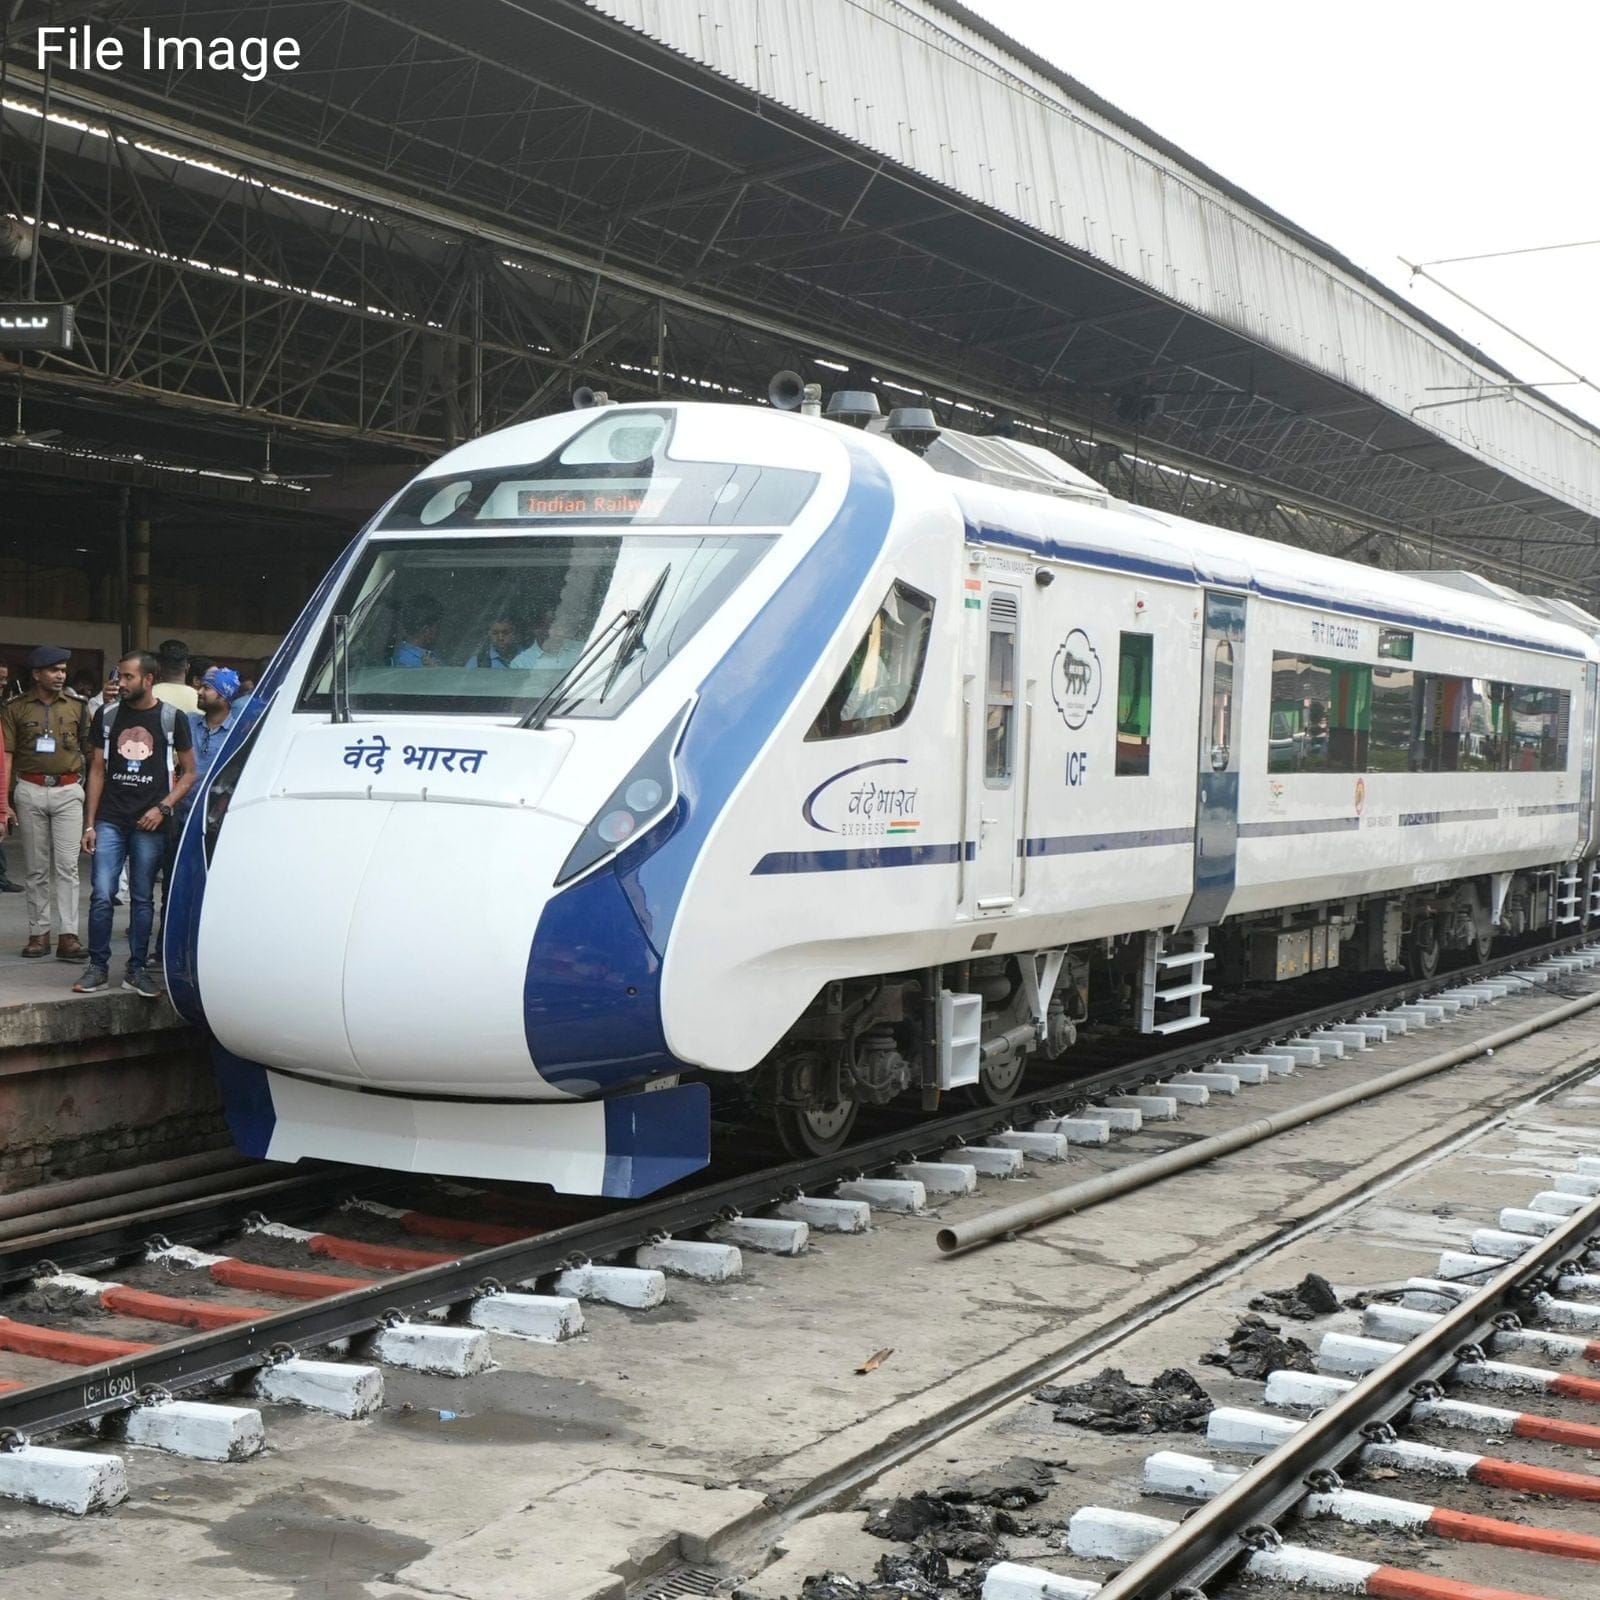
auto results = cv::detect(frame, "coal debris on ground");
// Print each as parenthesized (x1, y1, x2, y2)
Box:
(1248, 1272, 1341, 1321)
(799, 1546, 986, 1600)
(935, 1456, 1056, 1509)
(1034, 1366, 1213, 1434)
(1200, 1313, 1317, 1380)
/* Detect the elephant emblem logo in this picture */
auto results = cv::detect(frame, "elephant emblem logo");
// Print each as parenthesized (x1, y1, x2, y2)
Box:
(1051, 629, 1102, 730)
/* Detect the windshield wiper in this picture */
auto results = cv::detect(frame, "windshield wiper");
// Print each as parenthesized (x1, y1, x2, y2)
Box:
(519, 607, 637, 730)
(329, 569, 396, 724)
(601, 563, 671, 699)
(521, 565, 675, 731)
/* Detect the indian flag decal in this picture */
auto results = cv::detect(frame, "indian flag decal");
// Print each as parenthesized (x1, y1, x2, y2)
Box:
(886, 819, 920, 835)
(964, 577, 983, 611)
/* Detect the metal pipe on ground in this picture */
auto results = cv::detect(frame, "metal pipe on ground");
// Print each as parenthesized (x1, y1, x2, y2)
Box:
(0, 1146, 241, 1224)
(0, 1161, 286, 1243)
(936, 985, 1600, 1255)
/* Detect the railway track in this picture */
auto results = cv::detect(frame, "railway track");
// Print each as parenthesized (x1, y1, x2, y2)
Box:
(990, 1084, 1600, 1600)
(1049, 1164, 1600, 1600)
(2, 933, 1599, 1519)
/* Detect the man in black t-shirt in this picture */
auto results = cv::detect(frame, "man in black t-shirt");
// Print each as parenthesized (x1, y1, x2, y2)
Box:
(74, 651, 196, 998)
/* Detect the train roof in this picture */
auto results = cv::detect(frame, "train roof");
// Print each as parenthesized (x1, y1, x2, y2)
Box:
(951, 474, 1597, 662)
(405, 400, 1594, 662)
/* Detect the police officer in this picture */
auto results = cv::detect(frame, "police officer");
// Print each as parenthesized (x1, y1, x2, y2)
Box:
(0, 646, 89, 959)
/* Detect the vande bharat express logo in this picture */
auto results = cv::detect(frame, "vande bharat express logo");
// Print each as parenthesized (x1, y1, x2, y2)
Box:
(1051, 629, 1102, 730)
(803, 758, 921, 840)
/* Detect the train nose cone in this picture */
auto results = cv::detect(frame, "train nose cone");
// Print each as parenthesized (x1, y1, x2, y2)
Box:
(200, 721, 581, 1098)
(340, 801, 579, 1094)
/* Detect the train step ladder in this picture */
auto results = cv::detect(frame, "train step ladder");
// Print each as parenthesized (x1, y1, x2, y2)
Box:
(1139, 926, 1213, 1034)
(1557, 866, 1584, 925)
(1587, 861, 1600, 923)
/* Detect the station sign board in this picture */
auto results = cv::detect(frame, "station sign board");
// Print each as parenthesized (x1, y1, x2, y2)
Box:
(0, 302, 75, 351)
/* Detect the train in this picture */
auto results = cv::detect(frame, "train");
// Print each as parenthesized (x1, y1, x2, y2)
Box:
(166, 390, 1600, 1197)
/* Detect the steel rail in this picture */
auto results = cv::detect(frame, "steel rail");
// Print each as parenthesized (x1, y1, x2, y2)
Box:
(1091, 1189, 1600, 1600)
(0, 931, 1590, 1439)
(0, 1168, 374, 1290)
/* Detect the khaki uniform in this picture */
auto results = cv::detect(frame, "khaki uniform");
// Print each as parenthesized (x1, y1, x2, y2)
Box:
(2, 692, 88, 937)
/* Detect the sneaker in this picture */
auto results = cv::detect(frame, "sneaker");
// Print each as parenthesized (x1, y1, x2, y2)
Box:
(72, 965, 109, 993)
(122, 970, 162, 999)
(0, 878, 22, 893)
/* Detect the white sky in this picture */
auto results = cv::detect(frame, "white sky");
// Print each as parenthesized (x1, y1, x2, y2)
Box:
(963, 0, 1600, 430)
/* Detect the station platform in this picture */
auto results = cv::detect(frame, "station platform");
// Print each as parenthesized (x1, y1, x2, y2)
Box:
(0, 861, 222, 1194)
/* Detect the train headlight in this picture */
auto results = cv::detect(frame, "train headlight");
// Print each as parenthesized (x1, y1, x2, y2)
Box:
(598, 810, 638, 845)
(555, 703, 691, 886)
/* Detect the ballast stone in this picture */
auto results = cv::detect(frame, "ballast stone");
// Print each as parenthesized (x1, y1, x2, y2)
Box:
(250, 1358, 383, 1419)
(987, 1131, 1069, 1160)
(708, 1216, 810, 1255)
(945, 1144, 1026, 1175)
(1083, 1105, 1143, 1132)
(896, 1161, 978, 1196)
(121, 1399, 264, 1461)
(1150, 1080, 1209, 1105)
(468, 1292, 584, 1342)
(1103, 1094, 1177, 1121)
(982, 1562, 1102, 1600)
(371, 1322, 494, 1377)
(634, 1238, 743, 1281)
(1221, 1057, 1273, 1084)
(835, 1177, 926, 1213)
(0, 1444, 127, 1514)
(554, 1263, 668, 1308)
(777, 1195, 872, 1233)
(1177, 1070, 1240, 1094)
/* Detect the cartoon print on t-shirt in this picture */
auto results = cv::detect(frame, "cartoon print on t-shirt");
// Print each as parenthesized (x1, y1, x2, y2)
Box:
(117, 725, 156, 773)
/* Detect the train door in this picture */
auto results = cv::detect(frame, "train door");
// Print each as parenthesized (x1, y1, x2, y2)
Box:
(1180, 591, 1248, 930)
(1580, 662, 1598, 859)
(970, 586, 1022, 915)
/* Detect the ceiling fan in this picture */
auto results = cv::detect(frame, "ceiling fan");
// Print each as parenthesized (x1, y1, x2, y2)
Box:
(4, 385, 61, 448)
(250, 430, 331, 485)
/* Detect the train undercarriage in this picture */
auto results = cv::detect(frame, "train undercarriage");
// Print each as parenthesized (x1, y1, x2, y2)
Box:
(736, 860, 1600, 1157)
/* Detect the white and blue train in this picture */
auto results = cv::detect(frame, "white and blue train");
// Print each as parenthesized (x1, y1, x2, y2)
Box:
(167, 393, 1600, 1196)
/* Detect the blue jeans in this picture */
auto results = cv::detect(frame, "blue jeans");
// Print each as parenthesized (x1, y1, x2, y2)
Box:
(89, 821, 166, 977)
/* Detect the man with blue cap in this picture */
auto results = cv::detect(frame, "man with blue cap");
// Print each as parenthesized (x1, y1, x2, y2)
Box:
(0, 646, 90, 959)
(151, 664, 242, 966)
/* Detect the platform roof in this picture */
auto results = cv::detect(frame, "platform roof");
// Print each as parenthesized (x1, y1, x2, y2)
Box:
(1, 0, 1596, 598)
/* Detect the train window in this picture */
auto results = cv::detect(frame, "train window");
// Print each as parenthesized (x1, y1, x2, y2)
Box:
(1325, 662, 1371, 772)
(1267, 653, 1369, 772)
(1282, 655, 1568, 779)
(1369, 667, 1416, 771)
(1116, 632, 1153, 777)
(297, 533, 776, 720)
(1510, 685, 1570, 772)
(1456, 679, 1510, 772)
(983, 604, 1017, 787)
(806, 581, 935, 741)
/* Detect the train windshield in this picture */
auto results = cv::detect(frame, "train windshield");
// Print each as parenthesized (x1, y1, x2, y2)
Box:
(296, 532, 776, 720)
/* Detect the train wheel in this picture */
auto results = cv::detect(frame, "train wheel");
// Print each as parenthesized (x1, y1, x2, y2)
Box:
(1406, 918, 1440, 980)
(963, 1048, 1027, 1107)
(774, 1099, 859, 1159)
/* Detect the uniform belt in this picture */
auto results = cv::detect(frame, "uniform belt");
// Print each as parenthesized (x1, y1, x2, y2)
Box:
(18, 772, 81, 787)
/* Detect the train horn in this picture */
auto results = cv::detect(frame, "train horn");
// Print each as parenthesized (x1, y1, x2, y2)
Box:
(571, 385, 609, 410)
(767, 370, 806, 411)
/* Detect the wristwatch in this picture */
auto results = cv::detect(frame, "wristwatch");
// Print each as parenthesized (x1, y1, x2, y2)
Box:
(157, 802, 174, 819)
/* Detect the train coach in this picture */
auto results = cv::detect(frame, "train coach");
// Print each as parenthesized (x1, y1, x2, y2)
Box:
(165, 393, 1600, 1195)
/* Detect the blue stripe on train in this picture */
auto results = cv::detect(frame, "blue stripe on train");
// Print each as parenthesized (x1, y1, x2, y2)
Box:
(166, 533, 364, 1026)
(524, 446, 897, 1089)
